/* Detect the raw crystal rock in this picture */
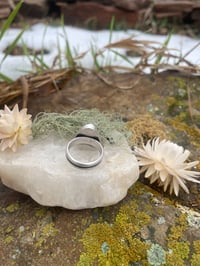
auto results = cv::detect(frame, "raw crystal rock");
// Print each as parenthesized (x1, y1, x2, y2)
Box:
(0, 136, 139, 209)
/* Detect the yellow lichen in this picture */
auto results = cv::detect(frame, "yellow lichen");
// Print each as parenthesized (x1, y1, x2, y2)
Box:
(170, 241, 190, 260)
(193, 240, 200, 254)
(167, 213, 188, 243)
(176, 213, 188, 227)
(35, 222, 59, 248)
(78, 200, 151, 265)
(168, 119, 200, 149)
(190, 254, 200, 266)
(167, 212, 191, 264)
(4, 236, 14, 244)
(190, 241, 200, 266)
(5, 226, 14, 234)
(167, 226, 184, 242)
(166, 253, 185, 266)
(4, 203, 20, 213)
(78, 182, 198, 265)
(35, 207, 48, 218)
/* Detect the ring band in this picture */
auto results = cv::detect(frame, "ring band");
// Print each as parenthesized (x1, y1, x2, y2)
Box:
(66, 124, 104, 168)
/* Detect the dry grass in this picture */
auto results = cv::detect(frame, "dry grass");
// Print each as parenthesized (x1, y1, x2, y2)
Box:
(104, 37, 200, 75)
(0, 36, 200, 107)
(126, 115, 168, 147)
(0, 68, 76, 107)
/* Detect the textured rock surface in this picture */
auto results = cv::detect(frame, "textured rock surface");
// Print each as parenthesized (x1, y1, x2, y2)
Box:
(0, 136, 139, 209)
(0, 72, 200, 265)
(58, 1, 138, 28)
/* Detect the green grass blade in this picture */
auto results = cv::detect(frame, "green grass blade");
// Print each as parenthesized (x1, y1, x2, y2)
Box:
(0, 28, 25, 65)
(60, 15, 75, 68)
(91, 45, 101, 71)
(110, 49, 134, 66)
(109, 16, 115, 44)
(65, 40, 75, 67)
(0, 72, 13, 82)
(21, 40, 49, 72)
(56, 35, 63, 69)
(0, 0, 23, 40)
(40, 24, 48, 62)
(154, 29, 174, 65)
(21, 39, 31, 57)
(33, 54, 49, 70)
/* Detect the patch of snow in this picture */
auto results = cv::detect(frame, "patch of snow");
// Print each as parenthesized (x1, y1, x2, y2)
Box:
(0, 23, 199, 80)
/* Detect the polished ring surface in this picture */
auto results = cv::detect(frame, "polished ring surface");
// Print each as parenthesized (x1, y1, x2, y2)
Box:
(66, 136, 104, 168)
(76, 123, 100, 141)
(66, 123, 103, 168)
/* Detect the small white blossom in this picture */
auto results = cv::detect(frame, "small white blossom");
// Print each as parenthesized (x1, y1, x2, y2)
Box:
(134, 138, 200, 196)
(0, 104, 32, 152)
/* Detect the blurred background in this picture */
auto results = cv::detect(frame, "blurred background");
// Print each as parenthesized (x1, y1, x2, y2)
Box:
(1, 0, 200, 35)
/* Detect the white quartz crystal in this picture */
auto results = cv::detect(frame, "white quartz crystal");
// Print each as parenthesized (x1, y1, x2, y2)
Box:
(0, 136, 139, 209)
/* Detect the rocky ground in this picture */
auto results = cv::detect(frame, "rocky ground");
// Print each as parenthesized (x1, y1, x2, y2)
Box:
(0, 1, 200, 265)
(1, 0, 200, 32)
(0, 70, 200, 265)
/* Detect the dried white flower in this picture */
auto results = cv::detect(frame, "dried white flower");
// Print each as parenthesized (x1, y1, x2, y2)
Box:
(134, 138, 200, 196)
(0, 104, 32, 152)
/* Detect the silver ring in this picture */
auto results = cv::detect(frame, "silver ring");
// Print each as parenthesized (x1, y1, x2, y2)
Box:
(66, 124, 104, 168)
(75, 123, 101, 141)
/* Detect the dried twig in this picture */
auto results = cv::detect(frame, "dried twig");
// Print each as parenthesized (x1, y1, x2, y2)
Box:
(20, 76, 29, 108)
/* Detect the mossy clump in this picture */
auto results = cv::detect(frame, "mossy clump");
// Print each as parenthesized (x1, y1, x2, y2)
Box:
(32, 109, 129, 145)
(126, 114, 168, 146)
